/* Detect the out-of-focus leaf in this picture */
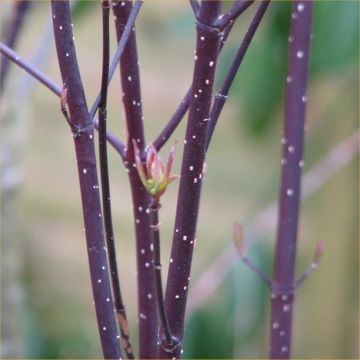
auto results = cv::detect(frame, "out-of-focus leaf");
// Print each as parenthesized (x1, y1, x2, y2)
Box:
(311, 1, 359, 73)
(183, 242, 271, 358)
(219, 1, 358, 137)
(71, 0, 97, 21)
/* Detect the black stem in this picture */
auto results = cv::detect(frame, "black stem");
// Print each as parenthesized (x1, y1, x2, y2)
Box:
(150, 200, 174, 348)
(98, 1, 135, 358)
(89, 0, 143, 121)
(269, 1, 313, 358)
(205, 0, 271, 150)
(51, 1, 121, 358)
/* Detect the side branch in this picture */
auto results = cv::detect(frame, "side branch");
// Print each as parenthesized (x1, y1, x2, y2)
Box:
(214, 0, 254, 29)
(206, 0, 270, 149)
(0, 43, 125, 156)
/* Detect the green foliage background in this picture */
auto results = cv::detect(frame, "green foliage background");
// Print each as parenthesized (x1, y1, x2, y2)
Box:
(1, 1, 358, 358)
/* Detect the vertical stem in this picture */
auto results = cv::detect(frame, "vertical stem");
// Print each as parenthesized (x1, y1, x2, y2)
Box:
(160, 2, 221, 358)
(51, 2, 121, 358)
(99, 1, 134, 358)
(269, 1, 313, 358)
(112, 2, 158, 358)
(150, 200, 173, 347)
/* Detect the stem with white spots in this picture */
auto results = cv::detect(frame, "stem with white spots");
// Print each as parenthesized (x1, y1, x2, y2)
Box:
(51, 1, 121, 358)
(112, 1, 158, 358)
(159, 2, 222, 358)
(269, 1, 313, 358)
(98, 1, 134, 358)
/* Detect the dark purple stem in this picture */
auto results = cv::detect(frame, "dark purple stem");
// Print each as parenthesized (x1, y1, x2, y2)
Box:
(160, 2, 221, 358)
(51, 1, 121, 358)
(190, 0, 200, 16)
(215, 0, 254, 29)
(112, 2, 158, 358)
(89, 0, 143, 122)
(98, 1, 134, 358)
(0, 0, 31, 92)
(153, 16, 234, 153)
(269, 1, 313, 358)
(205, 0, 270, 150)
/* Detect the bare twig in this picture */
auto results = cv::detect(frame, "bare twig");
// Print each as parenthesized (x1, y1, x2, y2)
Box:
(215, 0, 254, 29)
(206, 0, 270, 149)
(89, 0, 143, 121)
(0, 43, 125, 156)
(0, 0, 32, 92)
(186, 129, 359, 318)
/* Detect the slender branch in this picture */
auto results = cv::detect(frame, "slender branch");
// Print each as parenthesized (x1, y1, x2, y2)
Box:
(150, 200, 174, 349)
(89, 0, 143, 122)
(215, 0, 254, 30)
(270, 2, 313, 358)
(98, 1, 134, 358)
(0, 0, 32, 92)
(0, 43, 125, 156)
(153, 12, 234, 152)
(160, 2, 222, 358)
(205, 0, 270, 150)
(112, 1, 158, 358)
(186, 129, 359, 319)
(0, 43, 60, 96)
(189, 0, 200, 17)
(51, 2, 121, 358)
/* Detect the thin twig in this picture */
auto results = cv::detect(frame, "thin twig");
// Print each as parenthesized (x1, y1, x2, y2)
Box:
(160, 2, 222, 358)
(0, 43, 125, 156)
(215, 0, 254, 29)
(186, 129, 359, 319)
(112, 1, 158, 357)
(150, 200, 174, 349)
(153, 13, 234, 152)
(98, 1, 134, 358)
(0, 0, 32, 92)
(205, 0, 271, 149)
(51, 1, 121, 358)
(89, 0, 143, 121)
(189, 0, 200, 17)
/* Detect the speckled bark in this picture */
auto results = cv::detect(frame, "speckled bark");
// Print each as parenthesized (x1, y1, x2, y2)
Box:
(51, 2, 121, 358)
(159, 2, 221, 358)
(270, 1, 313, 358)
(112, 1, 158, 358)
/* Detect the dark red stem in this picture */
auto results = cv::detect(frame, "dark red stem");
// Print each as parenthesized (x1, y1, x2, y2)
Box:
(269, 1, 313, 358)
(159, 2, 221, 358)
(51, 1, 121, 358)
(112, 2, 158, 358)
(214, 0, 254, 29)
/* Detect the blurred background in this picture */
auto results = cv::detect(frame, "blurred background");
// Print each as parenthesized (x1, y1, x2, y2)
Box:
(1, 0, 358, 358)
